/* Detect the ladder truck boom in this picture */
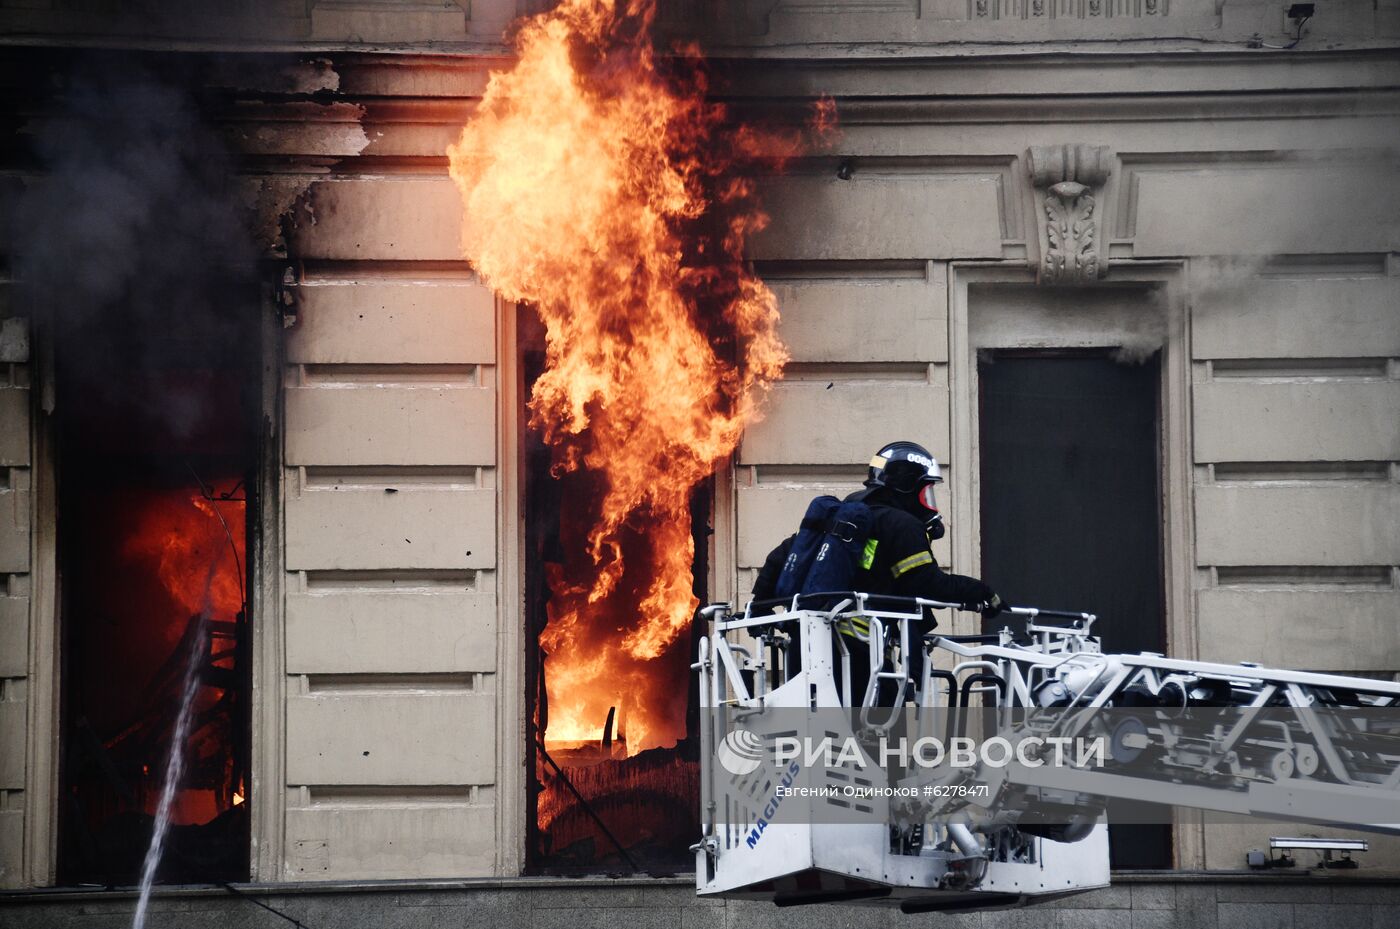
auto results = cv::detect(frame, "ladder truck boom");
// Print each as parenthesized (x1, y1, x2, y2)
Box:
(692, 594, 1400, 912)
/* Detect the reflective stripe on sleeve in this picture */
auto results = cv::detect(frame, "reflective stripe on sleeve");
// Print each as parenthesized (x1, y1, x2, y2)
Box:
(891, 550, 933, 578)
(838, 616, 871, 637)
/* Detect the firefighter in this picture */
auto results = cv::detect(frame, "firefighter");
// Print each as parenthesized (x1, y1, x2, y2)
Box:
(751, 440, 1002, 702)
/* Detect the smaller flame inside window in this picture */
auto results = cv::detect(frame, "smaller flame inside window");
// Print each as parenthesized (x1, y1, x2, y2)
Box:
(55, 309, 257, 887)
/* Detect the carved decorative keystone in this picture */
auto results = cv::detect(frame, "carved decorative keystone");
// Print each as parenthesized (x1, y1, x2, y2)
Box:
(1027, 144, 1113, 285)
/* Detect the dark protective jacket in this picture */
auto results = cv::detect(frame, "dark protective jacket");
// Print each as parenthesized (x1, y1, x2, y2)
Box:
(750, 489, 994, 615)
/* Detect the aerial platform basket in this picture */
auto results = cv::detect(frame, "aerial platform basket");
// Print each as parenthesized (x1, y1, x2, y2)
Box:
(691, 592, 1400, 912)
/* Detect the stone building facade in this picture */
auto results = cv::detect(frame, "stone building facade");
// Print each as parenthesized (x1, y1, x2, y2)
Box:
(0, 1, 1398, 925)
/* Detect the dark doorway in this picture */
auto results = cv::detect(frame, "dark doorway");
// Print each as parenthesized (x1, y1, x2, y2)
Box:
(978, 349, 1171, 869)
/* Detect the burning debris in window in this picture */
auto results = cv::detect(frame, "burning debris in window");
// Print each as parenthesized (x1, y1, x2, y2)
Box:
(58, 474, 251, 885)
(520, 309, 708, 871)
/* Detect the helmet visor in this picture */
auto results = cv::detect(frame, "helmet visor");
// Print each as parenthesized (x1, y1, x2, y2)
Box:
(917, 483, 939, 513)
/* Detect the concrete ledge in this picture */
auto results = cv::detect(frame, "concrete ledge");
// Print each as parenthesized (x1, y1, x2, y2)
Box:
(7, 870, 1400, 899)
(3, 872, 1399, 929)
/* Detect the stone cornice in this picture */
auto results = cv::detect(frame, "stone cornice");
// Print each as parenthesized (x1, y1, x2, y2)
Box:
(2, 31, 1398, 65)
(765, 90, 1400, 125)
(205, 90, 1400, 127)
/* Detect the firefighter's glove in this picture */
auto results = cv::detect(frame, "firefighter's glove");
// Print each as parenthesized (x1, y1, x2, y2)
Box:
(964, 580, 1000, 616)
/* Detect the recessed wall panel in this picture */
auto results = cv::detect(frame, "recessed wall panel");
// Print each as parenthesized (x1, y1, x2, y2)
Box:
(1195, 484, 1400, 566)
(286, 591, 497, 674)
(752, 175, 1002, 260)
(288, 281, 496, 365)
(1194, 381, 1400, 463)
(287, 692, 495, 785)
(740, 381, 948, 465)
(286, 488, 495, 571)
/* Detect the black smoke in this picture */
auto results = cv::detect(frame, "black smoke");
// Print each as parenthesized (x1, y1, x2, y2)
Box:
(9, 56, 259, 450)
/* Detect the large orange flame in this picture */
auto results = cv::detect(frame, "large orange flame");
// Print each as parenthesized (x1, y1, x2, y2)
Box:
(449, 0, 829, 753)
(123, 491, 245, 632)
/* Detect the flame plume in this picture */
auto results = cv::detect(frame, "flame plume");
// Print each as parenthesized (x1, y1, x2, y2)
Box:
(449, 0, 830, 753)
